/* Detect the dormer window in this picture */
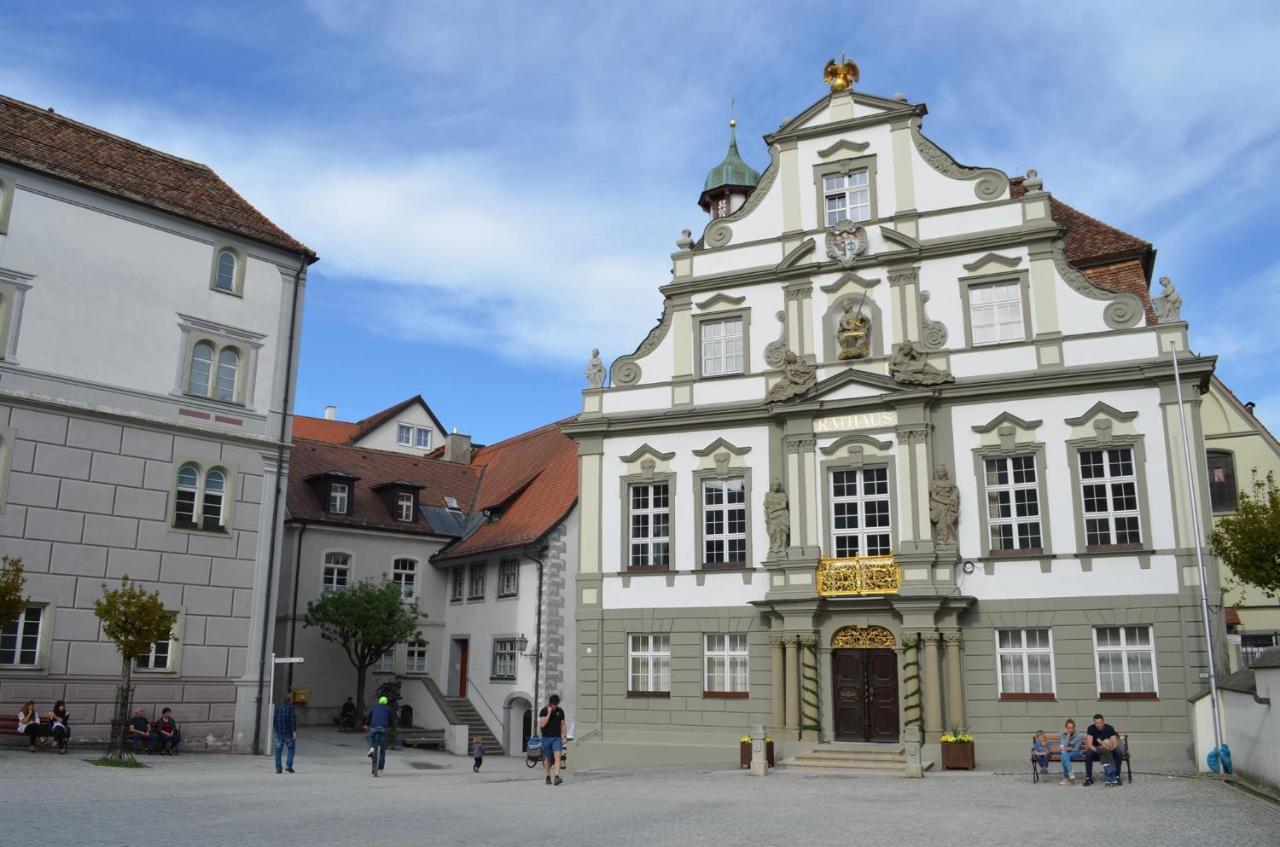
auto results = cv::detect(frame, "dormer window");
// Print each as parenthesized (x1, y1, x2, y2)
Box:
(329, 482, 350, 514)
(444, 496, 460, 511)
(373, 480, 422, 523)
(396, 491, 415, 522)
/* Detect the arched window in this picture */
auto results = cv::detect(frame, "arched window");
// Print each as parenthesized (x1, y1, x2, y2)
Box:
(215, 347, 239, 402)
(214, 249, 237, 291)
(203, 469, 226, 530)
(189, 341, 214, 397)
(174, 464, 200, 528)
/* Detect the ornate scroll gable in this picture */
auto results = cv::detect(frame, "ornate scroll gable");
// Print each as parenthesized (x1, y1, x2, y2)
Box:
(1048, 239, 1144, 329)
(763, 310, 788, 369)
(909, 118, 1010, 201)
(777, 239, 816, 270)
(609, 299, 675, 386)
(919, 291, 947, 351)
(832, 625, 896, 649)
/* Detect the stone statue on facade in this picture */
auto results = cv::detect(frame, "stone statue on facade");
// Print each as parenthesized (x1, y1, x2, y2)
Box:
(585, 348, 606, 389)
(1153, 276, 1182, 323)
(764, 350, 816, 403)
(836, 301, 871, 360)
(929, 464, 960, 547)
(765, 479, 790, 553)
(888, 341, 953, 385)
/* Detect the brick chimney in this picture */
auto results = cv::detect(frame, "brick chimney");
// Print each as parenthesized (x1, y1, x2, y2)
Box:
(323, 405, 337, 420)
(443, 431, 472, 464)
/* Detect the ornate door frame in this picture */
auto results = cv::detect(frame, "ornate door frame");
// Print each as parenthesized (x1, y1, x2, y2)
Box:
(829, 625, 900, 742)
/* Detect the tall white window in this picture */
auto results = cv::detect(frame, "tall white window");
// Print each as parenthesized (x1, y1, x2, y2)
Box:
(996, 629, 1055, 696)
(215, 348, 239, 402)
(704, 633, 749, 694)
(188, 341, 214, 397)
(468, 564, 486, 599)
(406, 640, 429, 674)
(214, 249, 237, 291)
(395, 491, 415, 522)
(498, 560, 519, 597)
(328, 482, 349, 514)
(824, 169, 870, 226)
(629, 481, 671, 569)
(415, 428, 432, 449)
(186, 339, 243, 403)
(173, 463, 231, 532)
(628, 634, 671, 694)
(968, 281, 1024, 345)
(393, 558, 417, 601)
(397, 424, 413, 446)
(135, 614, 176, 672)
(491, 638, 518, 680)
(1079, 447, 1142, 547)
(700, 317, 743, 376)
(702, 477, 746, 566)
(1094, 626, 1157, 695)
(450, 567, 464, 602)
(373, 649, 394, 673)
(0, 605, 43, 666)
(985, 455, 1042, 551)
(322, 552, 351, 592)
(830, 467, 891, 557)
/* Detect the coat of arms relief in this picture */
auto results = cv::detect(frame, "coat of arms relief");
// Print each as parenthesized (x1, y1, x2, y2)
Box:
(825, 219, 868, 269)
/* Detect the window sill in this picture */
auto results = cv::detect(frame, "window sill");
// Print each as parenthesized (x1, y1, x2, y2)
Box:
(625, 565, 671, 574)
(701, 562, 749, 571)
(986, 548, 1044, 558)
(697, 370, 749, 381)
(466, 596, 486, 603)
(181, 392, 246, 410)
(489, 677, 516, 684)
(0, 664, 48, 676)
(209, 286, 244, 299)
(1081, 545, 1149, 556)
(496, 593, 519, 600)
(999, 692, 1055, 702)
(626, 691, 671, 699)
(170, 523, 231, 536)
(1098, 692, 1158, 701)
(703, 691, 749, 699)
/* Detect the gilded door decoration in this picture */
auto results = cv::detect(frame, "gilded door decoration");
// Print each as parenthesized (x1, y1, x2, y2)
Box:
(816, 556, 900, 596)
(831, 625, 896, 649)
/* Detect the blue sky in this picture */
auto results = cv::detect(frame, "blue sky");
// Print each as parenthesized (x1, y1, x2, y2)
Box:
(5, 1, 1280, 441)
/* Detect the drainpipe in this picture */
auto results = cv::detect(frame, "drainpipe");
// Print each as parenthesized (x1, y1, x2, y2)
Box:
(286, 521, 307, 691)
(523, 546, 546, 707)
(252, 254, 307, 755)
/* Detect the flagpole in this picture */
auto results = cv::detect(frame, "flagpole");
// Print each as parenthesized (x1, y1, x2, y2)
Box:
(1170, 340, 1224, 762)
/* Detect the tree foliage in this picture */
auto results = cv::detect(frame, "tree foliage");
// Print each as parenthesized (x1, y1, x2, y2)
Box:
(93, 578, 175, 760)
(1209, 471, 1280, 599)
(304, 579, 423, 708)
(0, 555, 27, 628)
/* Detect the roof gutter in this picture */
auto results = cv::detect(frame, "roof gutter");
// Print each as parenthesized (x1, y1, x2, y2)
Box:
(251, 253, 305, 755)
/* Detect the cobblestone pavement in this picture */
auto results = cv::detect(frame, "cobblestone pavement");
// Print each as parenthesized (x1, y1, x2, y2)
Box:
(1, 729, 1276, 847)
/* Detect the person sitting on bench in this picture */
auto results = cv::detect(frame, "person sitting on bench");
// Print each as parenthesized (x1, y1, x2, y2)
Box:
(47, 701, 70, 754)
(1059, 718, 1084, 784)
(339, 697, 357, 730)
(129, 708, 152, 753)
(151, 708, 181, 755)
(1084, 713, 1122, 786)
(1031, 730, 1050, 775)
(17, 701, 44, 752)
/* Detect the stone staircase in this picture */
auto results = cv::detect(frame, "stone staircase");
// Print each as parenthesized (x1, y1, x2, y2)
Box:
(444, 696, 504, 756)
(779, 742, 933, 774)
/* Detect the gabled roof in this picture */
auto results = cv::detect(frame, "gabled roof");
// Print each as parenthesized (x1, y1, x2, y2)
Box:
(287, 439, 480, 536)
(0, 94, 313, 258)
(291, 395, 446, 447)
(433, 420, 578, 562)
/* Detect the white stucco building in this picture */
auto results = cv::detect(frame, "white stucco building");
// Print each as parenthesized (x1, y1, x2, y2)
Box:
(0, 94, 314, 751)
(565, 66, 1221, 767)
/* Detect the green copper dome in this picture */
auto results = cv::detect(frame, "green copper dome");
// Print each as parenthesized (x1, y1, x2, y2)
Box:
(702, 123, 761, 194)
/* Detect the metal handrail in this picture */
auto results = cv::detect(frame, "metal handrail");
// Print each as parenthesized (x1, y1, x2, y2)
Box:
(461, 675, 505, 733)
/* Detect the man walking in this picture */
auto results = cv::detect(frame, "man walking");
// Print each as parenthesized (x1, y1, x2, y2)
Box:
(274, 690, 297, 774)
(537, 693, 568, 786)
(365, 695, 393, 776)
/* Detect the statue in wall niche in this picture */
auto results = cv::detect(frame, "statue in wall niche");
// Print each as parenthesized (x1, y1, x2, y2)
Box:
(929, 464, 960, 547)
(836, 301, 871, 360)
(764, 350, 816, 403)
(765, 479, 790, 553)
(1154, 276, 1183, 323)
(888, 341, 953, 386)
(585, 348, 605, 389)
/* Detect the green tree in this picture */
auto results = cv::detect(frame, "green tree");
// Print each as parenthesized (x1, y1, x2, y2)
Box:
(0, 555, 27, 628)
(94, 578, 175, 760)
(304, 579, 423, 709)
(1210, 471, 1280, 599)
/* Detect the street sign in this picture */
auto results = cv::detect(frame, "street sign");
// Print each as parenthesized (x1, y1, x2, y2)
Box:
(273, 657, 304, 664)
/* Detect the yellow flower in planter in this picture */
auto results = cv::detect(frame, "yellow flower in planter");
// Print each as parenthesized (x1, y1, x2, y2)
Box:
(940, 732, 975, 743)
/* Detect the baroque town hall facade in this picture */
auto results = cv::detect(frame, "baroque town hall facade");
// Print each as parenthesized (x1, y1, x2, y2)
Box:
(565, 67, 1216, 765)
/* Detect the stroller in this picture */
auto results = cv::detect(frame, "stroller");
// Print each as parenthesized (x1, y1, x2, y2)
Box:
(525, 736, 569, 769)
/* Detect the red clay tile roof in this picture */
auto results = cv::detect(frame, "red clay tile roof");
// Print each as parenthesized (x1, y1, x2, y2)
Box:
(288, 439, 480, 535)
(0, 94, 313, 258)
(434, 420, 578, 561)
(290, 396, 446, 447)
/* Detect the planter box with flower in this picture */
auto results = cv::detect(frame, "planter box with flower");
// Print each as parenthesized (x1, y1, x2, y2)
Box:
(940, 730, 975, 770)
(739, 736, 775, 768)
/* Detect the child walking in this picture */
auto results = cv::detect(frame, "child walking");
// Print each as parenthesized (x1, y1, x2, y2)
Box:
(1031, 730, 1050, 775)
(472, 739, 484, 772)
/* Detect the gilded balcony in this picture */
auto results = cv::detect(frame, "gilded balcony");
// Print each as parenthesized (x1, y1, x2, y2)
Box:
(815, 555, 901, 597)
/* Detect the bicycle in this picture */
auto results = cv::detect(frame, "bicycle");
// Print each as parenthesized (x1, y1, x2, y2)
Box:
(365, 725, 387, 777)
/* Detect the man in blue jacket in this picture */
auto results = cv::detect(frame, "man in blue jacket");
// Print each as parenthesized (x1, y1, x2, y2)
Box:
(274, 690, 297, 774)
(365, 695, 393, 775)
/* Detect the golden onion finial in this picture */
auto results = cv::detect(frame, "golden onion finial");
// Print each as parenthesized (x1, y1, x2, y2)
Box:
(823, 53, 860, 92)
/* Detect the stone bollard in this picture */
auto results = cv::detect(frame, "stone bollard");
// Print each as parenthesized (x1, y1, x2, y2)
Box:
(903, 724, 923, 778)
(750, 725, 768, 776)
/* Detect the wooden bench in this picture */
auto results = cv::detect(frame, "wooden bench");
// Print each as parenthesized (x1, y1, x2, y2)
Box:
(0, 714, 20, 742)
(1031, 735, 1132, 784)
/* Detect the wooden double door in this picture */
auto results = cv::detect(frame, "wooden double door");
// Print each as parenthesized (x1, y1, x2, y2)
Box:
(832, 648, 900, 742)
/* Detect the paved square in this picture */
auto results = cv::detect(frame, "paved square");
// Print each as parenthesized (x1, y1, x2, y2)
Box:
(1, 730, 1275, 847)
